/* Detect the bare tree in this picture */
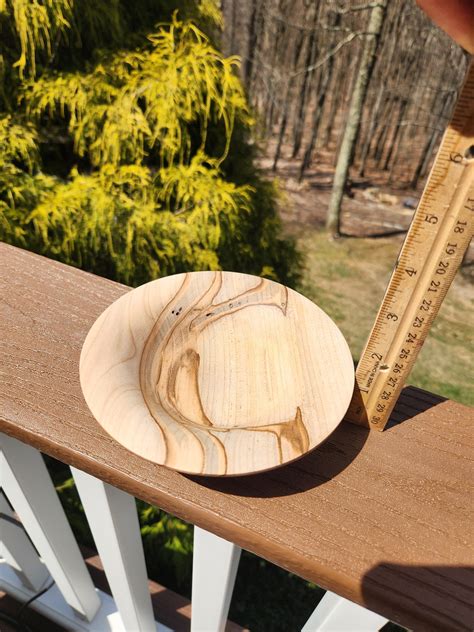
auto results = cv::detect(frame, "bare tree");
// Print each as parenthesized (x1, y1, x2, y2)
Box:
(273, 27, 305, 170)
(326, 0, 388, 235)
(221, 0, 467, 228)
(299, 7, 341, 179)
(291, 3, 320, 157)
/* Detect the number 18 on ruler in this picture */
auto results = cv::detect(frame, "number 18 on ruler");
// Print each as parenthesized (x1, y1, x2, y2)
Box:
(346, 62, 474, 431)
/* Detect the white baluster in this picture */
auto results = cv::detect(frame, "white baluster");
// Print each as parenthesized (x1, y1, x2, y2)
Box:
(191, 526, 241, 632)
(302, 591, 388, 631)
(71, 467, 156, 632)
(0, 491, 50, 591)
(0, 434, 101, 621)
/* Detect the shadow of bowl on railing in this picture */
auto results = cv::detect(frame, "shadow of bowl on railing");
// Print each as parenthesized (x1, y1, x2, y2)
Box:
(361, 563, 474, 631)
(186, 420, 369, 498)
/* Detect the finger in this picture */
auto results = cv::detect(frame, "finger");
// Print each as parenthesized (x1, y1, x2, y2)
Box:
(417, 0, 474, 53)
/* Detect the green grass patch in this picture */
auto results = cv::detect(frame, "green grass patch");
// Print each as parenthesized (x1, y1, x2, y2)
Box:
(296, 229, 473, 406)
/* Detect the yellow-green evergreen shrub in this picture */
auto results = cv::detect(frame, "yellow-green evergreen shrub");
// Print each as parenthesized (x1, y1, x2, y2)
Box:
(1, 0, 297, 286)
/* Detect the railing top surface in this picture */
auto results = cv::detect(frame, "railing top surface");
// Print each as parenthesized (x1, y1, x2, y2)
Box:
(1, 242, 473, 631)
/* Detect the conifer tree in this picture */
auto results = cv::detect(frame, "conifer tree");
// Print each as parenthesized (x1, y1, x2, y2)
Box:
(0, 0, 297, 285)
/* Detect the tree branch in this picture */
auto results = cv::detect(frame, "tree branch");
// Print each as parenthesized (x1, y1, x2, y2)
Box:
(336, 3, 386, 14)
(292, 32, 361, 78)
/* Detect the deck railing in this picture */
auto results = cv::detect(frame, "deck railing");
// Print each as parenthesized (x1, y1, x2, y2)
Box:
(1, 242, 472, 631)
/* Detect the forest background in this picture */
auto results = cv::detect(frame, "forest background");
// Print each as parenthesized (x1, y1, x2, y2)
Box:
(0, 0, 471, 630)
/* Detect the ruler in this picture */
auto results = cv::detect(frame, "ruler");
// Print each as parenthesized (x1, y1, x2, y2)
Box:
(346, 61, 474, 431)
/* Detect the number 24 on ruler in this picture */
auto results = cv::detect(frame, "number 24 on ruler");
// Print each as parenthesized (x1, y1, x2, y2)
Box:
(347, 62, 474, 431)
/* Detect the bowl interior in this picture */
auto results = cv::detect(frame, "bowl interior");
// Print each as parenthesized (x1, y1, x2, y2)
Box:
(80, 271, 355, 476)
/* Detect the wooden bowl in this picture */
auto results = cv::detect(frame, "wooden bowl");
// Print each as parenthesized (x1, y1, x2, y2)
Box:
(80, 272, 354, 476)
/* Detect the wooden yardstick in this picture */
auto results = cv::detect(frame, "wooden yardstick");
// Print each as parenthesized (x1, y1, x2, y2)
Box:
(346, 61, 474, 431)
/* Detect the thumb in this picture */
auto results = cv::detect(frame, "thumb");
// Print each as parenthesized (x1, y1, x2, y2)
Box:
(417, 0, 474, 53)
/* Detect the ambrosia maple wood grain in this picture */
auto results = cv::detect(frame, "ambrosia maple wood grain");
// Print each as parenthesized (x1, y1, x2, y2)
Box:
(80, 271, 354, 475)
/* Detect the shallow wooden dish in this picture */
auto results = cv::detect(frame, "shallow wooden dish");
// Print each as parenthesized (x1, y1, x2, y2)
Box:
(80, 272, 354, 476)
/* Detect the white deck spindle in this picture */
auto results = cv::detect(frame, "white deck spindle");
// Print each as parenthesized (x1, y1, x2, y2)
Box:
(71, 466, 157, 632)
(0, 491, 50, 591)
(0, 434, 101, 621)
(191, 526, 241, 632)
(302, 590, 388, 631)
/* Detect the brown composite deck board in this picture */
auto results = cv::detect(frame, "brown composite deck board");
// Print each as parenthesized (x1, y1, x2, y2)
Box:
(1, 242, 473, 631)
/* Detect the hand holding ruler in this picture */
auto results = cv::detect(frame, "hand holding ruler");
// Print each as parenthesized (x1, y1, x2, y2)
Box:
(346, 61, 474, 431)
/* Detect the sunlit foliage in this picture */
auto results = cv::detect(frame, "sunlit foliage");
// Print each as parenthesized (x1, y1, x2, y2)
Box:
(0, 1, 296, 286)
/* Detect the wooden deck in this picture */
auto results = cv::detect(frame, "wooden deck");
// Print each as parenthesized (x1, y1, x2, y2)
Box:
(1, 242, 473, 631)
(0, 546, 244, 632)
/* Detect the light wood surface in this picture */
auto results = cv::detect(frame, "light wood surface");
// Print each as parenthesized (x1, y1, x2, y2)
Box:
(80, 271, 354, 475)
(1, 243, 473, 631)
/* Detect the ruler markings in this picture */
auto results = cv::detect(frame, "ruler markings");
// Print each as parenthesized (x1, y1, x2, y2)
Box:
(346, 62, 474, 430)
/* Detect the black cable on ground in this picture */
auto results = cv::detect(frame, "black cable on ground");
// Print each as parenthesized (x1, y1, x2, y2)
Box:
(0, 579, 55, 632)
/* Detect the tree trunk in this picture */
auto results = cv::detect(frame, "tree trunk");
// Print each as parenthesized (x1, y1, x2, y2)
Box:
(373, 96, 396, 165)
(410, 90, 453, 189)
(264, 7, 286, 131)
(322, 45, 344, 149)
(230, 0, 237, 54)
(358, 86, 385, 176)
(383, 98, 407, 170)
(376, 96, 397, 169)
(244, 0, 259, 91)
(273, 29, 305, 171)
(357, 2, 402, 175)
(298, 8, 340, 179)
(291, 4, 320, 158)
(298, 55, 333, 180)
(326, 0, 387, 236)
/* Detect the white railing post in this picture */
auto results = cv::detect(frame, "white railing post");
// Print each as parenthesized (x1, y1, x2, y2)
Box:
(0, 434, 101, 621)
(0, 491, 50, 591)
(71, 467, 156, 632)
(191, 526, 241, 632)
(302, 591, 388, 631)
